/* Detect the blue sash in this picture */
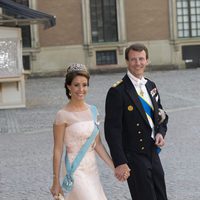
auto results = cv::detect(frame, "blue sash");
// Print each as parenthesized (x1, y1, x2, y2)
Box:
(62, 105, 99, 192)
(138, 96, 161, 154)
(138, 96, 154, 120)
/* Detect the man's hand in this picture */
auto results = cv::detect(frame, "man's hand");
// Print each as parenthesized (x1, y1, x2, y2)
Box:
(115, 163, 131, 182)
(155, 133, 165, 147)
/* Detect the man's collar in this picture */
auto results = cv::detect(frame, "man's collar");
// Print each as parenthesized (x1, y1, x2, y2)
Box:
(127, 70, 147, 85)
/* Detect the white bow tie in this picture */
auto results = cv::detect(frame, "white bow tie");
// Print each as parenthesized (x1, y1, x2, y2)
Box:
(127, 71, 147, 87)
(135, 78, 147, 87)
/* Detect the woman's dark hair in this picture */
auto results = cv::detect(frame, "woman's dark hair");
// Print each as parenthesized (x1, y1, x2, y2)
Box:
(125, 43, 149, 61)
(64, 70, 90, 99)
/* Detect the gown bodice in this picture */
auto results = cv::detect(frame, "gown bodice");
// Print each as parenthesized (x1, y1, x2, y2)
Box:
(54, 106, 96, 154)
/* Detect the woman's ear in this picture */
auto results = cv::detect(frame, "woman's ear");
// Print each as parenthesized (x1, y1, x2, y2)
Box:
(66, 84, 71, 91)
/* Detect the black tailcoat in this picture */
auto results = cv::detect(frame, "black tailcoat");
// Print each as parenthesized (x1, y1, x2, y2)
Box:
(104, 74, 168, 200)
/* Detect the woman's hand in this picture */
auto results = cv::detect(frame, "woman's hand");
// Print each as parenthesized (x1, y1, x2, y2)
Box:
(115, 164, 131, 181)
(50, 181, 64, 199)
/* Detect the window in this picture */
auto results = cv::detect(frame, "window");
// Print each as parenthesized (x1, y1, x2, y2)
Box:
(90, 0, 118, 42)
(182, 45, 200, 67)
(21, 25, 31, 48)
(23, 55, 31, 70)
(176, 0, 200, 38)
(96, 50, 117, 65)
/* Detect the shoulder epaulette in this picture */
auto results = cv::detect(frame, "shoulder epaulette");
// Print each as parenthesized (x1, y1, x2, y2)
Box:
(112, 80, 123, 87)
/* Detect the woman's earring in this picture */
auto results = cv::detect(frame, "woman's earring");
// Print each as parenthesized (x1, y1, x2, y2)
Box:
(69, 90, 71, 96)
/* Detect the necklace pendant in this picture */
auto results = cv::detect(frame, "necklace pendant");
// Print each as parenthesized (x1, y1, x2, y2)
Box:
(140, 90, 144, 96)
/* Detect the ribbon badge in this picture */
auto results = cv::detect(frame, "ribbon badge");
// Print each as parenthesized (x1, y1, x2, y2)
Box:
(150, 88, 157, 97)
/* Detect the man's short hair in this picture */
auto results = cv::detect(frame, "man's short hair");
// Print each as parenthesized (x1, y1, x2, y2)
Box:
(125, 43, 149, 61)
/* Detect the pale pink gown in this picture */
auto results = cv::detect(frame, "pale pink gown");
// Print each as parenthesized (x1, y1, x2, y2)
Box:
(54, 105, 107, 200)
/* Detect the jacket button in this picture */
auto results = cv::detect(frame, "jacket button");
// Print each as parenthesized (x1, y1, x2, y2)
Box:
(141, 147, 145, 150)
(136, 123, 140, 126)
(138, 131, 141, 134)
(140, 139, 143, 142)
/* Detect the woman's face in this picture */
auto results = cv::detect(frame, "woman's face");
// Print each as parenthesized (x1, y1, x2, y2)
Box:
(67, 75, 88, 101)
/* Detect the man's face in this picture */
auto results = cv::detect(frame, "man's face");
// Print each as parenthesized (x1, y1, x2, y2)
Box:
(126, 50, 148, 79)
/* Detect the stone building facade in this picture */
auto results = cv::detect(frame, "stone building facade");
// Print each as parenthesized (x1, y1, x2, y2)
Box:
(12, 0, 200, 75)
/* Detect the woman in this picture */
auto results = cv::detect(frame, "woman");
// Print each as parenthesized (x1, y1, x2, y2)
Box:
(50, 63, 114, 200)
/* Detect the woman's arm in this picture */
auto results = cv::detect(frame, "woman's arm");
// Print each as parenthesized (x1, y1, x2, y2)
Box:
(50, 123, 65, 197)
(94, 134, 115, 171)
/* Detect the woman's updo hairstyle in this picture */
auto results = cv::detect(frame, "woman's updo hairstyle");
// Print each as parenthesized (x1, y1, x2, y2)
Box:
(64, 63, 90, 99)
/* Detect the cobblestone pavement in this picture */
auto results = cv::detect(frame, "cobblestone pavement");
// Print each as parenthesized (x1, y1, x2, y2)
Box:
(0, 68, 200, 200)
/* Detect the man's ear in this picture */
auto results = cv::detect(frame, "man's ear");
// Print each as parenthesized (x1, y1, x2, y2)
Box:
(146, 59, 151, 65)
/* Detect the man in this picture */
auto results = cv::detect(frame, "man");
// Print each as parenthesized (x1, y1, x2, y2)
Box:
(104, 43, 168, 200)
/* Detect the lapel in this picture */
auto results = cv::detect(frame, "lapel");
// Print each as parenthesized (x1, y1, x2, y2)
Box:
(123, 75, 149, 126)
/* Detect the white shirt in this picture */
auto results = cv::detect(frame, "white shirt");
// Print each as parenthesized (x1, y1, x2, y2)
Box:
(127, 70, 155, 138)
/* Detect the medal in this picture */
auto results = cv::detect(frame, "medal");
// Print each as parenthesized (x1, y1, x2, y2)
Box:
(140, 89, 144, 96)
(128, 105, 133, 111)
(139, 83, 144, 97)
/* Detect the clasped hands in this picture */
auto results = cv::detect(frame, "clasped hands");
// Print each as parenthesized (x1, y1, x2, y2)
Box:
(114, 163, 131, 182)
